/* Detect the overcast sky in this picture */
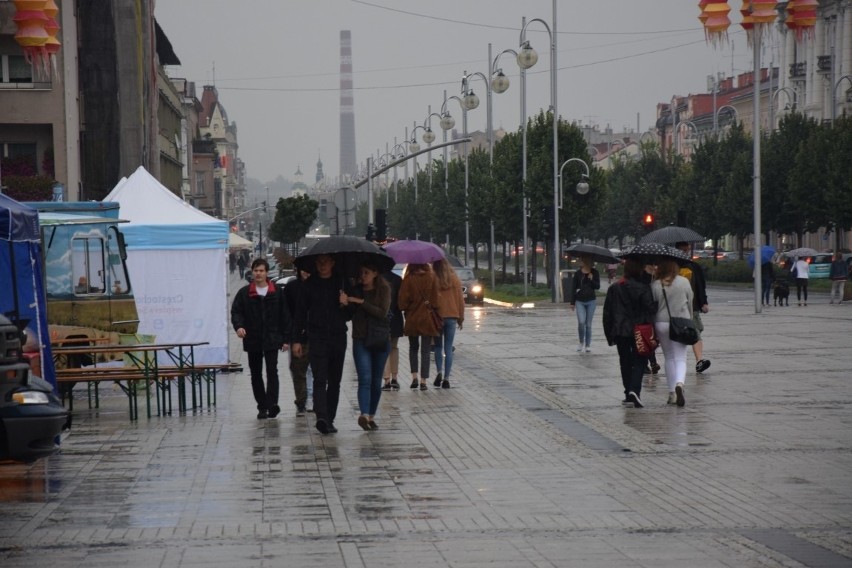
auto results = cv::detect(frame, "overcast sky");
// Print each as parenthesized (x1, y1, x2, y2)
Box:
(155, 0, 758, 190)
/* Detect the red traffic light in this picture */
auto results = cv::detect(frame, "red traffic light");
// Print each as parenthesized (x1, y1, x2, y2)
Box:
(643, 214, 654, 225)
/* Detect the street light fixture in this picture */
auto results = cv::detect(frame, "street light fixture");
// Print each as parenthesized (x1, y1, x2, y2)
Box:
(558, 158, 591, 202)
(519, 3, 560, 303)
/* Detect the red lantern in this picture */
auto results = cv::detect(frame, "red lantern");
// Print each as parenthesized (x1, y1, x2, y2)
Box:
(698, 0, 711, 25)
(791, 0, 818, 41)
(740, 1, 754, 32)
(701, 1, 732, 47)
(12, 0, 52, 78)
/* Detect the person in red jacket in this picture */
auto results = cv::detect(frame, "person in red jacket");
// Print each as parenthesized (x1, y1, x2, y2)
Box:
(231, 258, 291, 419)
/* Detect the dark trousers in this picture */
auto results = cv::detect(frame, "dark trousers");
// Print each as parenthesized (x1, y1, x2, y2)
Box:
(309, 336, 347, 424)
(247, 350, 279, 412)
(408, 335, 432, 379)
(795, 278, 808, 302)
(289, 346, 309, 407)
(615, 336, 649, 397)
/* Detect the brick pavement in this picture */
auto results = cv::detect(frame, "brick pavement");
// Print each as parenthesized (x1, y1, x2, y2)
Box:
(1, 282, 850, 567)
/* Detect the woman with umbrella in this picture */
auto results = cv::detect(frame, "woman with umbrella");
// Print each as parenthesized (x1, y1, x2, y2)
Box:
(345, 261, 391, 431)
(567, 255, 601, 352)
(748, 245, 776, 307)
(398, 263, 441, 390)
(652, 254, 693, 407)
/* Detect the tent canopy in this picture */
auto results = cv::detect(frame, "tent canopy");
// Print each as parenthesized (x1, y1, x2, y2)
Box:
(104, 166, 228, 249)
(103, 166, 229, 365)
(228, 232, 253, 250)
(0, 194, 55, 386)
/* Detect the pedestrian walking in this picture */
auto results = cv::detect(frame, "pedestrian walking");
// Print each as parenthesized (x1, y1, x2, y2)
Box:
(230, 258, 292, 419)
(567, 255, 600, 353)
(603, 258, 657, 408)
(760, 261, 775, 307)
(652, 258, 694, 407)
(237, 253, 247, 279)
(381, 270, 404, 391)
(398, 263, 440, 391)
(828, 252, 847, 305)
(790, 256, 810, 306)
(675, 242, 711, 373)
(346, 262, 392, 431)
(432, 258, 464, 389)
(292, 254, 353, 434)
(285, 268, 311, 415)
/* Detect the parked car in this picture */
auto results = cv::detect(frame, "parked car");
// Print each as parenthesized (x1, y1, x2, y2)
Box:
(453, 266, 484, 304)
(775, 252, 834, 279)
(0, 314, 68, 463)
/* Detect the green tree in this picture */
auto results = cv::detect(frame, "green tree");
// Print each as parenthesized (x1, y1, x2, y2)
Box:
(267, 194, 318, 245)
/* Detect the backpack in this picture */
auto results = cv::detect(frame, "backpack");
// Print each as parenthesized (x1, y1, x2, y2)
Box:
(679, 266, 693, 283)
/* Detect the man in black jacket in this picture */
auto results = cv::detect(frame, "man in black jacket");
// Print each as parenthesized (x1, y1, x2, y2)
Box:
(231, 258, 292, 419)
(292, 254, 353, 434)
(675, 242, 711, 373)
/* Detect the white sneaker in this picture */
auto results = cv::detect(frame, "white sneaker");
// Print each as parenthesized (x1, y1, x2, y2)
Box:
(667, 392, 677, 405)
(576, 344, 584, 352)
(584, 346, 591, 353)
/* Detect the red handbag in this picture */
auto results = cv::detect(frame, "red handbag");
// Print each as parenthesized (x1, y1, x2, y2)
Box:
(633, 323, 658, 356)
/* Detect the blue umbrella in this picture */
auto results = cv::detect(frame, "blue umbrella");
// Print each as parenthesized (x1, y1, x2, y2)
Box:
(747, 245, 776, 268)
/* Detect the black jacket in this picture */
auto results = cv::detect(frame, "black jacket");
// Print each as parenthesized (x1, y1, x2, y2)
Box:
(293, 273, 353, 344)
(382, 271, 404, 338)
(568, 268, 600, 304)
(684, 260, 708, 310)
(602, 276, 657, 346)
(230, 279, 292, 352)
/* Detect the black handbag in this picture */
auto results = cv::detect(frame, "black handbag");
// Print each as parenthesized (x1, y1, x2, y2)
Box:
(365, 315, 390, 351)
(662, 287, 700, 346)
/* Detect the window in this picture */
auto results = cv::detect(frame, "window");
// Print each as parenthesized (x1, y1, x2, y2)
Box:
(0, 54, 33, 85)
(72, 238, 106, 295)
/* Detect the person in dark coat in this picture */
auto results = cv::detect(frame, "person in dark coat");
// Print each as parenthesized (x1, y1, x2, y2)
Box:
(292, 254, 354, 435)
(285, 268, 311, 414)
(381, 270, 404, 391)
(603, 257, 658, 408)
(231, 258, 292, 419)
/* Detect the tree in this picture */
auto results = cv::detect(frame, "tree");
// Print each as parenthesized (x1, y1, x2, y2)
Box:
(267, 194, 318, 245)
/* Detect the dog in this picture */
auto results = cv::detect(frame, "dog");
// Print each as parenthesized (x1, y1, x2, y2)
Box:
(773, 281, 790, 306)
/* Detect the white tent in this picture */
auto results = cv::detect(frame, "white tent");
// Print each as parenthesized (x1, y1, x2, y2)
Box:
(228, 232, 253, 250)
(104, 166, 229, 364)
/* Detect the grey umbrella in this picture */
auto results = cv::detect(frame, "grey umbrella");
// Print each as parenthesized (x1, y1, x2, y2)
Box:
(564, 243, 619, 264)
(640, 225, 705, 245)
(620, 242, 691, 263)
(785, 247, 819, 258)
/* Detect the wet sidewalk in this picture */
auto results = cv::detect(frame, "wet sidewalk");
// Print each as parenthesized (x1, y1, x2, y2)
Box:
(1, 285, 851, 567)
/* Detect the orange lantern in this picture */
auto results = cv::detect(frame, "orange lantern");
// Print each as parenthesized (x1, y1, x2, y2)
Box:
(791, 0, 818, 41)
(42, 0, 60, 77)
(698, 0, 711, 25)
(12, 0, 50, 78)
(740, 1, 754, 32)
(751, 0, 778, 23)
(701, 0, 732, 47)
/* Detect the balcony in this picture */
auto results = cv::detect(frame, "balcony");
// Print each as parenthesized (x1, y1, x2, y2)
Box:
(789, 62, 806, 79)
(817, 55, 832, 73)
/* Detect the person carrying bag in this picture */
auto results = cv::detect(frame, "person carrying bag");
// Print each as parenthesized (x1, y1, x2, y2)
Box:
(652, 259, 695, 407)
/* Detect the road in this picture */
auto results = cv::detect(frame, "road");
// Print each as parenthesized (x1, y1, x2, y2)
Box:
(1, 278, 850, 567)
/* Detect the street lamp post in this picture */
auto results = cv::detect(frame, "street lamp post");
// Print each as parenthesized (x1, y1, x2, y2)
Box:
(714, 104, 738, 135)
(518, 1, 559, 302)
(769, 86, 798, 131)
(440, 93, 471, 265)
(833, 75, 852, 123)
(558, 158, 591, 207)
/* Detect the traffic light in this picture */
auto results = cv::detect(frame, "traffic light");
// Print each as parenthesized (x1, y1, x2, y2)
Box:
(262, 200, 267, 213)
(541, 207, 552, 239)
(642, 213, 656, 233)
(375, 209, 387, 242)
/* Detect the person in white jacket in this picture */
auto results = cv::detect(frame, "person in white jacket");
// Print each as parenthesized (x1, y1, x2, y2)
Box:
(791, 257, 810, 306)
(652, 259, 693, 407)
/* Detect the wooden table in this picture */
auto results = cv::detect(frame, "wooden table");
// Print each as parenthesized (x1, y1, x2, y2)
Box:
(53, 342, 208, 419)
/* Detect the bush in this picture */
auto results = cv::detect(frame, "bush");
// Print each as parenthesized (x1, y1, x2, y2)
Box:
(2, 175, 55, 201)
(699, 259, 753, 282)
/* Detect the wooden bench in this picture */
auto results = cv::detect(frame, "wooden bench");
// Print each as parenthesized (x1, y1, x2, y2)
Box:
(157, 364, 224, 411)
(56, 366, 190, 420)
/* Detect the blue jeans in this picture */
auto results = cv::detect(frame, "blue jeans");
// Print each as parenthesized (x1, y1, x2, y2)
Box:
(433, 317, 457, 380)
(761, 277, 772, 304)
(352, 339, 390, 416)
(575, 300, 597, 346)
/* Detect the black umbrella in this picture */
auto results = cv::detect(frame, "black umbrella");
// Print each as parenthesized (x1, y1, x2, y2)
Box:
(564, 243, 619, 264)
(640, 225, 705, 245)
(294, 235, 395, 278)
(620, 242, 691, 263)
